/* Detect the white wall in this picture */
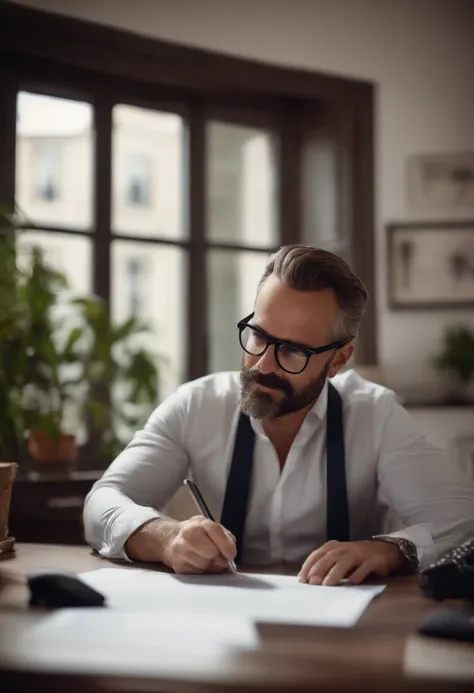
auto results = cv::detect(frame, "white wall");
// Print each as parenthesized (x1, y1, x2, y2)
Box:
(13, 0, 474, 400)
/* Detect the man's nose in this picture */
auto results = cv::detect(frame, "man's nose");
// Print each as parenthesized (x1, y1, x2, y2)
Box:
(256, 345, 279, 374)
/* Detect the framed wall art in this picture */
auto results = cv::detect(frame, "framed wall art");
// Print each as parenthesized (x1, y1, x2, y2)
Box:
(407, 152, 474, 212)
(387, 221, 474, 309)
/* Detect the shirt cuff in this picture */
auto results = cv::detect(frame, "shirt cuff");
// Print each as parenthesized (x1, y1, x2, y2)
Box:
(372, 524, 436, 571)
(99, 505, 164, 562)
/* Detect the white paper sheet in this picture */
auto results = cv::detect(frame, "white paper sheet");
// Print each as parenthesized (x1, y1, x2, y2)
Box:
(0, 611, 258, 676)
(79, 568, 385, 628)
(0, 570, 385, 678)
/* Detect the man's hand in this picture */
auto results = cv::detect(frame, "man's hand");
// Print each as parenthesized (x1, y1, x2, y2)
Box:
(163, 516, 237, 574)
(298, 540, 406, 586)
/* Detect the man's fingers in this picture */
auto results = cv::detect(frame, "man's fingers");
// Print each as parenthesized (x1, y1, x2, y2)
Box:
(299, 553, 318, 581)
(203, 521, 237, 561)
(347, 559, 375, 585)
(299, 541, 339, 581)
(307, 550, 342, 585)
(180, 545, 212, 571)
(180, 520, 222, 560)
(208, 556, 230, 573)
(174, 542, 229, 574)
(173, 558, 205, 574)
(321, 555, 359, 586)
(173, 518, 235, 572)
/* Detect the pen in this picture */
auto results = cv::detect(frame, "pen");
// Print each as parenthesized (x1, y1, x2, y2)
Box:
(183, 478, 238, 574)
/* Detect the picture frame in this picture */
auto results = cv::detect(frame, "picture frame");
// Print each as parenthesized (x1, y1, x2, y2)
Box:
(387, 221, 474, 309)
(407, 152, 474, 212)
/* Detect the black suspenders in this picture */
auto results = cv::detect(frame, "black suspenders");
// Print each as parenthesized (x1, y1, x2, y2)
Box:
(220, 381, 349, 563)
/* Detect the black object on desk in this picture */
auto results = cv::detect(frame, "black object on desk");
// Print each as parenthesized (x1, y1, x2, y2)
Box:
(419, 538, 474, 600)
(418, 539, 474, 645)
(27, 570, 106, 608)
(418, 605, 474, 643)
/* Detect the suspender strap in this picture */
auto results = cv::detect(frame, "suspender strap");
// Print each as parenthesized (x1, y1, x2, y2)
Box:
(221, 380, 349, 563)
(220, 412, 255, 564)
(325, 381, 350, 542)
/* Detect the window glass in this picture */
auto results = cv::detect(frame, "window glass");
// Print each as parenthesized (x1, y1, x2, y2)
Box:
(16, 91, 94, 230)
(207, 121, 277, 246)
(112, 105, 185, 238)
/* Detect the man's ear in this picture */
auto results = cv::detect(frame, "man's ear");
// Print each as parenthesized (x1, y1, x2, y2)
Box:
(327, 344, 354, 378)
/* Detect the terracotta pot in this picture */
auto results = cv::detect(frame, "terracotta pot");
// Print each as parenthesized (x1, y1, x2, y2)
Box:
(28, 431, 77, 466)
(0, 462, 18, 541)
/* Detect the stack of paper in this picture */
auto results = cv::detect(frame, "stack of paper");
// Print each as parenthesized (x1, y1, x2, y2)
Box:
(80, 568, 385, 628)
(0, 569, 385, 677)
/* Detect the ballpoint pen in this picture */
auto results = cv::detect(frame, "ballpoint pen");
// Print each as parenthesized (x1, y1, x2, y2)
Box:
(183, 478, 238, 574)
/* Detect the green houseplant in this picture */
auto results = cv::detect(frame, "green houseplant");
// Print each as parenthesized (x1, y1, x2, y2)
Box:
(0, 209, 97, 467)
(0, 207, 26, 463)
(20, 245, 89, 467)
(71, 297, 160, 463)
(0, 207, 161, 469)
(433, 326, 474, 404)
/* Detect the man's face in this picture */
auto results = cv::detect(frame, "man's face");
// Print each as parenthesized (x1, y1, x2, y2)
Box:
(240, 275, 353, 419)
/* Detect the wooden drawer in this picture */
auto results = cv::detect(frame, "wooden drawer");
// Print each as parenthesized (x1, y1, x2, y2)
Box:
(9, 472, 101, 545)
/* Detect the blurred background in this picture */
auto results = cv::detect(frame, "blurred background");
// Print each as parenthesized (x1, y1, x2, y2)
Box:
(0, 0, 473, 543)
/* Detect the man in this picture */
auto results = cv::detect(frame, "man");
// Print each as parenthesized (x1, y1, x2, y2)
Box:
(84, 245, 474, 586)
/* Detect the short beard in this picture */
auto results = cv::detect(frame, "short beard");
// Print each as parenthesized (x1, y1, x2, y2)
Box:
(240, 360, 330, 420)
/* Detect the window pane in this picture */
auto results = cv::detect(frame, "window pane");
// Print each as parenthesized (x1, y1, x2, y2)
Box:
(112, 105, 185, 239)
(302, 136, 340, 245)
(16, 231, 92, 294)
(208, 250, 270, 372)
(207, 122, 277, 246)
(16, 92, 94, 230)
(111, 241, 186, 398)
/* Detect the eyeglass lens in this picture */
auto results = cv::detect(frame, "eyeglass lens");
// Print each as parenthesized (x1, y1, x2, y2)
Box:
(239, 325, 308, 374)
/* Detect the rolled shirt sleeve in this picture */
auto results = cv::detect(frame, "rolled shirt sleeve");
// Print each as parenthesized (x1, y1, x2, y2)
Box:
(83, 387, 191, 560)
(376, 394, 474, 570)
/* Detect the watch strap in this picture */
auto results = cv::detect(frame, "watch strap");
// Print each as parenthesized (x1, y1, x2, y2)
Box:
(372, 535, 419, 571)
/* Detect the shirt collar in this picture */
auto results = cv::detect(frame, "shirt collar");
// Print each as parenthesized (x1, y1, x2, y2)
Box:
(309, 378, 329, 421)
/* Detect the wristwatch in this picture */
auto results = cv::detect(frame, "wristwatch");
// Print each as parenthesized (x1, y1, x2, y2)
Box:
(372, 535, 419, 571)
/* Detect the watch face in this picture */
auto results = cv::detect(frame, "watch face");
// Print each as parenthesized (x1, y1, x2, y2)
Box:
(400, 540, 418, 563)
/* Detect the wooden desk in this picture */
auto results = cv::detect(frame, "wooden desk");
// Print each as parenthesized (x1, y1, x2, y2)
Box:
(0, 544, 471, 693)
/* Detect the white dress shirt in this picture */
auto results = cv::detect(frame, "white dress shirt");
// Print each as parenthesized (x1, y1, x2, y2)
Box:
(83, 369, 474, 570)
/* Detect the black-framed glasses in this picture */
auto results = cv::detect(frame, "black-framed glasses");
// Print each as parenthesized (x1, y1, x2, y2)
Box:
(237, 313, 352, 374)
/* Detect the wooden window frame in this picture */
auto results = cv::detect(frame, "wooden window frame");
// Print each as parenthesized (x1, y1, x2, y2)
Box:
(0, 2, 377, 380)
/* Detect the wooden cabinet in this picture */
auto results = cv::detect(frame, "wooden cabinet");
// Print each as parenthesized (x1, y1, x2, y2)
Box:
(9, 471, 102, 545)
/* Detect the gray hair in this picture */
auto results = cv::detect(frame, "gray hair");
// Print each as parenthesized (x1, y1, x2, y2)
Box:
(258, 245, 368, 342)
